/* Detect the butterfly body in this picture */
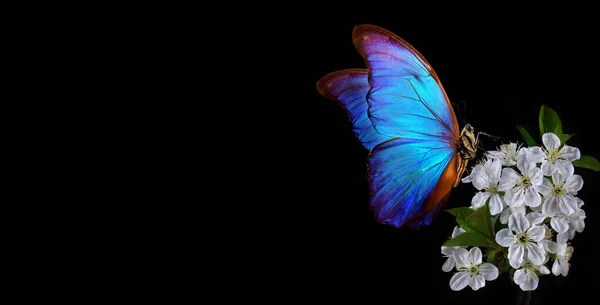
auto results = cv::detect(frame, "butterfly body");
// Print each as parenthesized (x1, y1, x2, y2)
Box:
(317, 25, 478, 228)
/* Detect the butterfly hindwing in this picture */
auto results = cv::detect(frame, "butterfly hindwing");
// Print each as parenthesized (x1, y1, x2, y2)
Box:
(368, 138, 456, 228)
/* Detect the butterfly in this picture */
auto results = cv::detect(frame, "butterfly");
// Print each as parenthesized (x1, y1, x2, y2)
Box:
(316, 24, 478, 229)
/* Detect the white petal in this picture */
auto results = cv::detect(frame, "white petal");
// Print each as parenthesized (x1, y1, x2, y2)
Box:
(560, 261, 569, 277)
(526, 212, 546, 225)
(528, 167, 544, 186)
(555, 160, 575, 179)
(536, 264, 550, 275)
(552, 259, 561, 276)
(524, 188, 541, 208)
(555, 242, 567, 256)
(495, 228, 515, 247)
(499, 168, 520, 191)
(510, 212, 530, 234)
(572, 218, 585, 233)
(514, 269, 528, 285)
(508, 244, 524, 269)
(576, 197, 585, 208)
(452, 226, 466, 238)
(519, 270, 539, 291)
(541, 160, 556, 176)
(489, 194, 504, 215)
(469, 275, 485, 291)
(503, 188, 515, 206)
(487, 158, 502, 185)
(542, 133, 560, 151)
(453, 248, 469, 268)
(565, 174, 583, 194)
(499, 207, 511, 224)
(441, 246, 456, 256)
(542, 196, 560, 216)
(462, 164, 483, 183)
(559, 195, 577, 216)
(442, 257, 455, 272)
(526, 243, 545, 266)
(461, 173, 474, 183)
(557, 232, 569, 244)
(544, 240, 558, 254)
(519, 272, 539, 291)
(551, 171, 565, 186)
(559, 145, 581, 161)
(479, 263, 499, 281)
(486, 150, 502, 160)
(469, 247, 483, 265)
(527, 146, 545, 163)
(473, 170, 490, 190)
(471, 192, 489, 209)
(450, 272, 471, 291)
(558, 261, 569, 276)
(517, 155, 535, 173)
(510, 188, 525, 208)
(550, 217, 569, 233)
(527, 226, 545, 242)
(537, 178, 553, 196)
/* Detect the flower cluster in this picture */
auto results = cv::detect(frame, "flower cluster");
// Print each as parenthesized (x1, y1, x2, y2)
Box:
(443, 133, 585, 291)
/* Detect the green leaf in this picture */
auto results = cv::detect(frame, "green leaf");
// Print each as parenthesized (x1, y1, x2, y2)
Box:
(445, 207, 475, 231)
(539, 105, 563, 139)
(466, 200, 495, 239)
(446, 207, 475, 220)
(516, 125, 538, 147)
(509, 266, 516, 281)
(443, 231, 491, 247)
(561, 133, 574, 143)
(573, 155, 600, 171)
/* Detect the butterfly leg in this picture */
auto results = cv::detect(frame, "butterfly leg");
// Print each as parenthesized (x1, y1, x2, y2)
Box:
(454, 158, 468, 187)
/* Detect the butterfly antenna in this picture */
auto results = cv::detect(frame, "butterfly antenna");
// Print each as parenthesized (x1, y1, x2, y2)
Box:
(476, 131, 501, 151)
(460, 100, 467, 126)
(452, 101, 467, 126)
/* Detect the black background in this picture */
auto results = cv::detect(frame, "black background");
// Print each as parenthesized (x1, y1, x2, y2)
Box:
(288, 13, 600, 305)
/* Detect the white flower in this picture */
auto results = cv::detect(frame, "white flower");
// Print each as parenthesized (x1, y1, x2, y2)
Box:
(558, 198, 586, 242)
(487, 143, 519, 166)
(449, 247, 498, 291)
(499, 152, 544, 208)
(539, 133, 580, 177)
(462, 163, 484, 184)
(538, 167, 583, 216)
(514, 260, 550, 291)
(495, 213, 546, 268)
(500, 205, 526, 224)
(552, 243, 574, 277)
(523, 220, 559, 254)
(441, 226, 466, 272)
(527, 210, 569, 234)
(471, 158, 505, 215)
(567, 198, 586, 233)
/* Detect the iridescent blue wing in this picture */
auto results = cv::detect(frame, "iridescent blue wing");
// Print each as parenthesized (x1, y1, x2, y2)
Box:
(316, 69, 394, 151)
(352, 25, 460, 228)
(368, 139, 457, 228)
(353, 25, 459, 142)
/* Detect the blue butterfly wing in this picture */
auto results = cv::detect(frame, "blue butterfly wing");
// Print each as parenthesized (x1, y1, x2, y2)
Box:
(353, 25, 459, 140)
(316, 69, 394, 151)
(368, 139, 457, 228)
(352, 25, 461, 228)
